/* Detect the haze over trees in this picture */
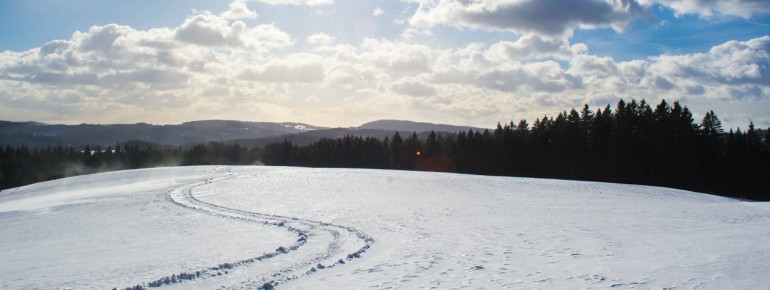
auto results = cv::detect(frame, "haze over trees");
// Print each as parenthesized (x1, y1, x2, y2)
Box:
(1, 99, 767, 200)
(0, 142, 259, 189)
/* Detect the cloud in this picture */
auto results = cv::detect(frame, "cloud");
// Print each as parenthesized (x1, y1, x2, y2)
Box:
(639, 0, 770, 18)
(0, 0, 768, 128)
(391, 78, 437, 97)
(76, 24, 133, 53)
(250, 0, 333, 6)
(307, 33, 335, 46)
(0, 5, 303, 122)
(401, 28, 433, 40)
(304, 95, 321, 103)
(175, 12, 234, 46)
(175, 9, 293, 49)
(408, 0, 646, 36)
(405, 0, 770, 42)
(417, 35, 770, 123)
(221, 0, 258, 20)
(175, 11, 292, 50)
(240, 54, 326, 83)
(648, 36, 770, 86)
(373, 7, 384, 16)
(359, 39, 435, 72)
(244, 24, 295, 49)
(487, 34, 586, 60)
(654, 76, 675, 90)
(107, 69, 190, 87)
(432, 45, 584, 93)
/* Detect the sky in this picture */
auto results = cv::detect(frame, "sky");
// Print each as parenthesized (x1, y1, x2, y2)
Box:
(0, 0, 769, 129)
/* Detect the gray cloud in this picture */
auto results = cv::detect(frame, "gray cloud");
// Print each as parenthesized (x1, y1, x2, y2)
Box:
(391, 80, 437, 97)
(410, 0, 646, 36)
(408, 0, 770, 39)
(102, 69, 190, 89)
(433, 60, 582, 93)
(654, 76, 675, 90)
(241, 61, 326, 83)
(39, 40, 73, 58)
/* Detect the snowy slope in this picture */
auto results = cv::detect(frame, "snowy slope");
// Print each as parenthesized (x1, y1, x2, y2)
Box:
(1, 166, 769, 289)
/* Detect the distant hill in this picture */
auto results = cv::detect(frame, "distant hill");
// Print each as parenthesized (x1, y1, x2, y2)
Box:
(229, 118, 490, 148)
(0, 119, 489, 148)
(359, 120, 485, 133)
(0, 120, 324, 148)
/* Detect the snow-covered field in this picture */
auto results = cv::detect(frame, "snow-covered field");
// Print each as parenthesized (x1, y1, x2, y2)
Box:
(1, 166, 769, 289)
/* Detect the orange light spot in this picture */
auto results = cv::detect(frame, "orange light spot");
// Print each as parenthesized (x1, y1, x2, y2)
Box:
(416, 151, 421, 156)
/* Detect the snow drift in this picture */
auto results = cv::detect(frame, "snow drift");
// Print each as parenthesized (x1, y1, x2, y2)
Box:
(1, 166, 768, 289)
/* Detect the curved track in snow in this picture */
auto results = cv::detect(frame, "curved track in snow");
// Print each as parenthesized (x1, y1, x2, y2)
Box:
(5, 166, 770, 289)
(126, 168, 374, 289)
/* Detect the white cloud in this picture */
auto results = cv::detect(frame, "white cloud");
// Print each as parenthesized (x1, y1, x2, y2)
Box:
(359, 39, 435, 72)
(487, 34, 586, 60)
(306, 33, 335, 46)
(401, 27, 433, 41)
(391, 78, 437, 97)
(0, 0, 768, 128)
(175, 11, 292, 50)
(250, 0, 333, 6)
(304, 95, 321, 103)
(433, 45, 583, 93)
(175, 12, 234, 46)
(221, 0, 258, 20)
(76, 24, 133, 53)
(0, 6, 304, 123)
(648, 36, 770, 86)
(243, 24, 295, 49)
(373, 7, 384, 16)
(240, 54, 326, 83)
(639, 0, 770, 18)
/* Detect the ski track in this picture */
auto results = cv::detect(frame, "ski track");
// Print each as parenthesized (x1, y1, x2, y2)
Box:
(125, 168, 374, 289)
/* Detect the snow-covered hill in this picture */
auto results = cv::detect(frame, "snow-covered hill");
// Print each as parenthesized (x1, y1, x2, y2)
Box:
(1, 166, 769, 289)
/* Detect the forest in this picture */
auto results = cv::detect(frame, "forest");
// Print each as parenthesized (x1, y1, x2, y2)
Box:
(0, 142, 260, 190)
(1, 99, 768, 200)
(261, 99, 769, 201)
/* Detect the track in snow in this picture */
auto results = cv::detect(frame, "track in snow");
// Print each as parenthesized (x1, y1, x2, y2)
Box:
(125, 168, 374, 289)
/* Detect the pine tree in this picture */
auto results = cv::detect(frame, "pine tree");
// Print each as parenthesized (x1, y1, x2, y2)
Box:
(696, 110, 725, 193)
(426, 131, 439, 155)
(390, 132, 403, 169)
(403, 132, 422, 170)
(700, 111, 723, 137)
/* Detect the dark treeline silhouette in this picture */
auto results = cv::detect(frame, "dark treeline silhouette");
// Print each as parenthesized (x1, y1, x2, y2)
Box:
(2, 99, 767, 200)
(262, 99, 770, 200)
(0, 142, 259, 189)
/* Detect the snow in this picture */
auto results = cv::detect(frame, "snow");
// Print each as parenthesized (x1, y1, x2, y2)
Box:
(1, 166, 769, 289)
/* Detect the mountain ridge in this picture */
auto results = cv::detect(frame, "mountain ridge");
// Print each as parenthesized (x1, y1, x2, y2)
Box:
(0, 119, 486, 148)
(359, 119, 485, 133)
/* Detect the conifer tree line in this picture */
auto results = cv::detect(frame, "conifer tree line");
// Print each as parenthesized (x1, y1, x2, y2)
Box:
(0, 142, 259, 189)
(262, 99, 770, 200)
(1, 99, 768, 200)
